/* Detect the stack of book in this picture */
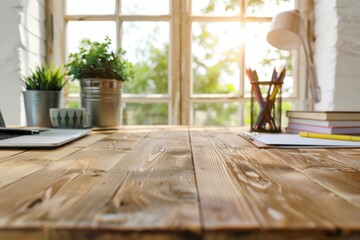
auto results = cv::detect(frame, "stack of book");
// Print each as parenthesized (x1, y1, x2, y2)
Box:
(286, 111, 360, 135)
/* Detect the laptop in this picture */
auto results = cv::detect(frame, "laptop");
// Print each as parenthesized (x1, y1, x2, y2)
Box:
(0, 110, 91, 148)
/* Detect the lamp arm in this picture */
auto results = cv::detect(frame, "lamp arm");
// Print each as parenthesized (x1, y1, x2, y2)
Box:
(301, 36, 321, 103)
(309, 63, 321, 102)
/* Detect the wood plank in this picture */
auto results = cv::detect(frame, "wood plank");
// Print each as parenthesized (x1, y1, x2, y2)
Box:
(51, 127, 200, 236)
(1, 126, 360, 239)
(170, 0, 181, 125)
(0, 127, 201, 239)
(204, 230, 360, 240)
(70, 132, 110, 147)
(0, 130, 143, 229)
(0, 230, 44, 240)
(180, 0, 191, 125)
(272, 148, 360, 208)
(54, 229, 200, 240)
(0, 149, 27, 160)
(0, 134, 107, 190)
(190, 128, 260, 229)
(64, 15, 171, 21)
(190, 128, 360, 236)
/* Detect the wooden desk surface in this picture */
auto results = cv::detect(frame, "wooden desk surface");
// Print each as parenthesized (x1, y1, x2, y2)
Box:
(0, 126, 359, 240)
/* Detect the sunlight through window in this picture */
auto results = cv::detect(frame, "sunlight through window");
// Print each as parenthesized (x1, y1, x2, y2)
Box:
(62, 0, 296, 126)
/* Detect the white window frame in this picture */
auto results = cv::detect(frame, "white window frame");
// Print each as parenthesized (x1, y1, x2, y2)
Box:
(48, 0, 308, 126)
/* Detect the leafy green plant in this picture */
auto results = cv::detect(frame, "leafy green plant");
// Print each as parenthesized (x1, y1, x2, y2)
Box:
(66, 36, 134, 81)
(23, 64, 67, 91)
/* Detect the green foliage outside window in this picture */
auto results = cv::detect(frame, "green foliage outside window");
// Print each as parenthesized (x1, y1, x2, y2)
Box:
(124, 44, 168, 94)
(119, 0, 293, 126)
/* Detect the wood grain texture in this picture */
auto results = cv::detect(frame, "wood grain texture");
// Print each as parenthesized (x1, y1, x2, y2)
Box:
(190, 128, 360, 235)
(272, 148, 360, 208)
(0, 129, 148, 227)
(54, 127, 200, 232)
(204, 230, 360, 240)
(0, 134, 108, 190)
(53, 230, 199, 240)
(0, 127, 360, 239)
(0, 149, 26, 159)
(0, 230, 44, 240)
(0, 127, 200, 239)
(0, 134, 115, 226)
(190, 128, 260, 229)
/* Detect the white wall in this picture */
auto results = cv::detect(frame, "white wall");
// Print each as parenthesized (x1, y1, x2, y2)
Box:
(314, 0, 360, 110)
(0, 0, 45, 125)
(19, 0, 46, 76)
(0, 0, 22, 125)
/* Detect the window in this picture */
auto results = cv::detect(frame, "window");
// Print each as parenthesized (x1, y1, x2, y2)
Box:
(51, 0, 299, 126)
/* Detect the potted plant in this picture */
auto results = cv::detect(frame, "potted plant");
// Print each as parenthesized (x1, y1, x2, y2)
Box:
(23, 64, 67, 127)
(66, 36, 134, 128)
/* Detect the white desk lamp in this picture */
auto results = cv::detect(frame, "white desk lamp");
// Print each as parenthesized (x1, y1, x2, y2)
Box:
(267, 10, 320, 107)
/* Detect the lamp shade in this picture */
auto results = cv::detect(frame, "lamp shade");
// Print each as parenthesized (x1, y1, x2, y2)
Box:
(267, 10, 321, 105)
(267, 10, 304, 50)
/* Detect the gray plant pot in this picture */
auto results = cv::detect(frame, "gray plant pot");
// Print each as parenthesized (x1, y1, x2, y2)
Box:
(23, 90, 63, 127)
(80, 78, 122, 128)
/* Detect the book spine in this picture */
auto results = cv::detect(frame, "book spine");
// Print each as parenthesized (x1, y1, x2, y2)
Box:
(288, 118, 360, 127)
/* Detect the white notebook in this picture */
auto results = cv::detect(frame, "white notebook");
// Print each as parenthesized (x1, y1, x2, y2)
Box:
(240, 132, 360, 148)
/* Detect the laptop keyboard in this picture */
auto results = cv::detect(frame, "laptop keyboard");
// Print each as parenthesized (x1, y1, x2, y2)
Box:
(0, 128, 42, 141)
(0, 134, 21, 140)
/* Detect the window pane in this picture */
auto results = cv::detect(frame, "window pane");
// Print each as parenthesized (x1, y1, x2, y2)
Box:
(122, 0, 169, 15)
(192, 102, 239, 126)
(192, 0, 240, 16)
(244, 22, 294, 97)
(246, 0, 294, 17)
(123, 22, 169, 94)
(123, 103, 168, 125)
(66, 0, 115, 15)
(66, 101, 81, 109)
(67, 21, 116, 55)
(192, 22, 241, 94)
(244, 100, 252, 126)
(68, 80, 80, 95)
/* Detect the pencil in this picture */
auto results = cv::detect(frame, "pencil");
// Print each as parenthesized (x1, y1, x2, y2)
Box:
(247, 68, 274, 129)
(299, 132, 360, 142)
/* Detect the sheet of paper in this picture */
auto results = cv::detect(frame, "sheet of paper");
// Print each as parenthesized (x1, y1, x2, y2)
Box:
(252, 133, 360, 148)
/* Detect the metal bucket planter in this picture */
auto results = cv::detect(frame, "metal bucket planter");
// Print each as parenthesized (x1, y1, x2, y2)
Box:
(23, 90, 63, 127)
(80, 78, 122, 128)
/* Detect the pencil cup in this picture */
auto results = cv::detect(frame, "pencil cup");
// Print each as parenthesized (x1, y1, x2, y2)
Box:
(250, 81, 282, 133)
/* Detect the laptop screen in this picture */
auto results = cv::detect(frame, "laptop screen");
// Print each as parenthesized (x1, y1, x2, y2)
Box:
(0, 111, 5, 127)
